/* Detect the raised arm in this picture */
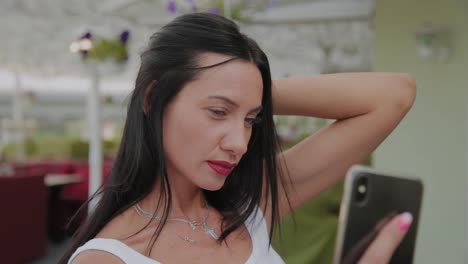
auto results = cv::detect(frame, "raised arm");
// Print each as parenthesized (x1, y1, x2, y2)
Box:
(264, 72, 416, 221)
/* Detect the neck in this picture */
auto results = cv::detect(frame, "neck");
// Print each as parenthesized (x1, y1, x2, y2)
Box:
(139, 174, 208, 221)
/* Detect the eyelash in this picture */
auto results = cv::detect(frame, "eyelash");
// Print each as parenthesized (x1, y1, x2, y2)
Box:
(208, 109, 261, 127)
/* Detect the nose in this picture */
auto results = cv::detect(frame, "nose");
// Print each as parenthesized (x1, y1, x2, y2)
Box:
(220, 122, 250, 157)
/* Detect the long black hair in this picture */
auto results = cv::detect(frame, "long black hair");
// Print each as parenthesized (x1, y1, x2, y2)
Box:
(60, 13, 291, 262)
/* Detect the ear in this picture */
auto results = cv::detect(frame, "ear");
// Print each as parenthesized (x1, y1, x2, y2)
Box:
(143, 80, 157, 114)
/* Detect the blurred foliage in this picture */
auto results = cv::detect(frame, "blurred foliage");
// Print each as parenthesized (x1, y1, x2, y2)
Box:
(25, 138, 38, 157)
(212, 0, 244, 20)
(2, 134, 121, 161)
(102, 139, 120, 158)
(273, 183, 342, 264)
(70, 140, 89, 161)
(2, 138, 38, 160)
(70, 139, 120, 160)
(86, 39, 128, 63)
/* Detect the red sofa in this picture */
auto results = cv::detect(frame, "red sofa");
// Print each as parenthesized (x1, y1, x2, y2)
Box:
(60, 160, 113, 201)
(11, 160, 112, 201)
(12, 160, 74, 177)
(7, 160, 112, 242)
(0, 174, 48, 264)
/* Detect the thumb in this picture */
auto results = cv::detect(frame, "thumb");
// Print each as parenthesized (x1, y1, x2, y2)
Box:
(359, 212, 413, 264)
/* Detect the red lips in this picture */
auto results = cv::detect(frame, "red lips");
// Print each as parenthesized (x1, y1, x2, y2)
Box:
(207, 160, 237, 176)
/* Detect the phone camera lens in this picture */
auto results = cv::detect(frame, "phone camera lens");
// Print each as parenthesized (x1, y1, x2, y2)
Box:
(358, 184, 366, 194)
(355, 176, 368, 203)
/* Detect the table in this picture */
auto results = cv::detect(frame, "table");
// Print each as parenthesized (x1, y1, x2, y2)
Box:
(45, 173, 82, 187)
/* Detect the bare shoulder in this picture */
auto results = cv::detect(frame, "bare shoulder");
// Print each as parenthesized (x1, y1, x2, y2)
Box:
(96, 206, 141, 239)
(70, 250, 124, 264)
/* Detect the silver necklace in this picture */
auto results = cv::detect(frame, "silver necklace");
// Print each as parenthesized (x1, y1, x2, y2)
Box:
(133, 202, 220, 243)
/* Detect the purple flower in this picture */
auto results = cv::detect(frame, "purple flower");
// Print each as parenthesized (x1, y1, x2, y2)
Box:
(167, 0, 177, 14)
(79, 31, 92, 57)
(208, 7, 220, 14)
(81, 31, 92, 40)
(120, 30, 130, 44)
(185, 0, 197, 12)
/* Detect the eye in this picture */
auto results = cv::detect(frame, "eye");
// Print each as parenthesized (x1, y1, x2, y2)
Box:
(245, 116, 262, 128)
(208, 108, 227, 118)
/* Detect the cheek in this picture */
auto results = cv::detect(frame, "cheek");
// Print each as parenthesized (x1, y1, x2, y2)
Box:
(162, 106, 220, 169)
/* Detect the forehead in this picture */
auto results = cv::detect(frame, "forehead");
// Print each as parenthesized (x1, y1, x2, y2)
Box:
(178, 53, 263, 104)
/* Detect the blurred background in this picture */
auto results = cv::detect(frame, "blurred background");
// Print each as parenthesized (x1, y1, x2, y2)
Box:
(0, 0, 466, 263)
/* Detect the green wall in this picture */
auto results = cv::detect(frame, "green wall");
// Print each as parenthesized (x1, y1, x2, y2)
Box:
(373, 0, 467, 263)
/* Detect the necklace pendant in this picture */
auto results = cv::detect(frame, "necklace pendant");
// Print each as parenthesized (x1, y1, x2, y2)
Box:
(203, 225, 220, 240)
(183, 236, 195, 243)
(189, 222, 197, 230)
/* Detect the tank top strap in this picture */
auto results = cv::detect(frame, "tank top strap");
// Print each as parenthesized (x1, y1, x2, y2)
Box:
(244, 206, 286, 264)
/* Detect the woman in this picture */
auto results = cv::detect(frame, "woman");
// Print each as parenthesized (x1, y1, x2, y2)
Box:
(62, 13, 416, 264)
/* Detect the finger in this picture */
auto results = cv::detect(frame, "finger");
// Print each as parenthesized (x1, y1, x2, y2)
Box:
(374, 211, 398, 232)
(359, 212, 413, 264)
(341, 212, 397, 264)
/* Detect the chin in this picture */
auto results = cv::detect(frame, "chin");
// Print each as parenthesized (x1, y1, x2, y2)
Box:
(199, 178, 227, 192)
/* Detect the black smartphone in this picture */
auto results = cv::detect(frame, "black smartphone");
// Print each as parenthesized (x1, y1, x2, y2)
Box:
(333, 165, 424, 264)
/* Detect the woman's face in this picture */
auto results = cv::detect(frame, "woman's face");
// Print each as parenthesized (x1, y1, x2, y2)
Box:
(162, 53, 263, 191)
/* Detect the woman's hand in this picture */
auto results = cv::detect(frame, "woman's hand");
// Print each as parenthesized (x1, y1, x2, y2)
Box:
(358, 212, 413, 263)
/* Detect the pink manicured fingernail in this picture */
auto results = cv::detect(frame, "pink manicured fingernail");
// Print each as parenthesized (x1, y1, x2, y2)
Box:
(398, 212, 413, 232)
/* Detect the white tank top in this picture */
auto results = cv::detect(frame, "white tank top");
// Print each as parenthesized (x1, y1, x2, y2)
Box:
(68, 207, 285, 264)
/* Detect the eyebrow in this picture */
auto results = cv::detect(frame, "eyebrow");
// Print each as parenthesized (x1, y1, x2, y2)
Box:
(207, 95, 262, 114)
